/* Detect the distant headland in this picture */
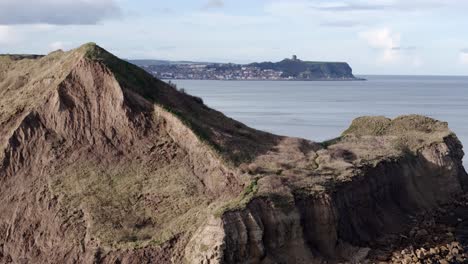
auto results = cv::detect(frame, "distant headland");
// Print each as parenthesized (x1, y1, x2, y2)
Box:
(129, 55, 365, 81)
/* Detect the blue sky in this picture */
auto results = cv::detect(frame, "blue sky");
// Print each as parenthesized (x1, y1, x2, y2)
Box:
(0, 0, 467, 75)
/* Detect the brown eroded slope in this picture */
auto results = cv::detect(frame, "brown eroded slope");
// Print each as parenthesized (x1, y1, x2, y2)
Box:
(0, 43, 279, 263)
(0, 43, 467, 264)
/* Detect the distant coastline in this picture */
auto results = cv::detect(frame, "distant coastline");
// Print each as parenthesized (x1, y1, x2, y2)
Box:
(160, 77, 366, 81)
(130, 55, 364, 81)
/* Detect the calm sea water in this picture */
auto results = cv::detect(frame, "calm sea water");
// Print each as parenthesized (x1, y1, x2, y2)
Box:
(172, 76, 468, 167)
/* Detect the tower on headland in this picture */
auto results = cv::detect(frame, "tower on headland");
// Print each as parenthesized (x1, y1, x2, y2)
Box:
(292, 55, 298, 61)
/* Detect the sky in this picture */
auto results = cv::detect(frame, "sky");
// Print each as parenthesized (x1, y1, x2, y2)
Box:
(0, 0, 467, 75)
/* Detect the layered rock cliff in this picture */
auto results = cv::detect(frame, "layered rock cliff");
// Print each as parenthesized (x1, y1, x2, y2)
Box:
(0, 44, 466, 264)
(186, 116, 468, 263)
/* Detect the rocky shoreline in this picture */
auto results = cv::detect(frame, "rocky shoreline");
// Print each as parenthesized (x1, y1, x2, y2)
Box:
(367, 193, 468, 263)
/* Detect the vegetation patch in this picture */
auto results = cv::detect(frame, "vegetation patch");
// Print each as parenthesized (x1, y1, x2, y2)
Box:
(262, 193, 295, 214)
(83, 43, 163, 102)
(49, 160, 214, 250)
(342, 116, 391, 137)
(200, 244, 209, 252)
(320, 137, 342, 148)
(342, 115, 449, 138)
(214, 178, 259, 217)
(162, 105, 223, 153)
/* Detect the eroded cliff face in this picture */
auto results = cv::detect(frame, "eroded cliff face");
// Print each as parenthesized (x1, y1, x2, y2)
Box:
(186, 123, 468, 264)
(0, 44, 467, 264)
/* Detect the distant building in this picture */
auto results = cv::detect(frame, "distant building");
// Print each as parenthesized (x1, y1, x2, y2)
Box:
(292, 55, 298, 61)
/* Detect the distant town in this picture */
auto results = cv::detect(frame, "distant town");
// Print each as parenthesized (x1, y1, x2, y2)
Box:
(143, 64, 285, 80)
(131, 55, 361, 81)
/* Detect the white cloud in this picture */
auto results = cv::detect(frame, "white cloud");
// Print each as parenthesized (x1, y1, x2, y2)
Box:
(0, 25, 17, 44)
(0, 0, 121, 25)
(411, 57, 423, 68)
(359, 28, 401, 63)
(359, 28, 400, 49)
(186, 12, 272, 27)
(460, 51, 468, 65)
(358, 28, 424, 66)
(267, 0, 468, 13)
(30, 24, 57, 31)
(264, 0, 468, 28)
(203, 0, 224, 9)
(48, 41, 72, 52)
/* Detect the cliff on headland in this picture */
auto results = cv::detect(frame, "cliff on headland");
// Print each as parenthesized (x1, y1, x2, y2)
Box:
(248, 58, 359, 80)
(0, 44, 466, 264)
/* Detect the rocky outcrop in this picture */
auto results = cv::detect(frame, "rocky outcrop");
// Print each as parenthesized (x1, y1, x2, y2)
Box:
(0, 44, 466, 264)
(186, 119, 468, 263)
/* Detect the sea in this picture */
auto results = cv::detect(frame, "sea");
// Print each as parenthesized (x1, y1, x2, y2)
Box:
(172, 76, 468, 167)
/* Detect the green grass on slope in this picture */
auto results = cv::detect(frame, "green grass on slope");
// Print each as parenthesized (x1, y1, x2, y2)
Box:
(49, 159, 216, 249)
